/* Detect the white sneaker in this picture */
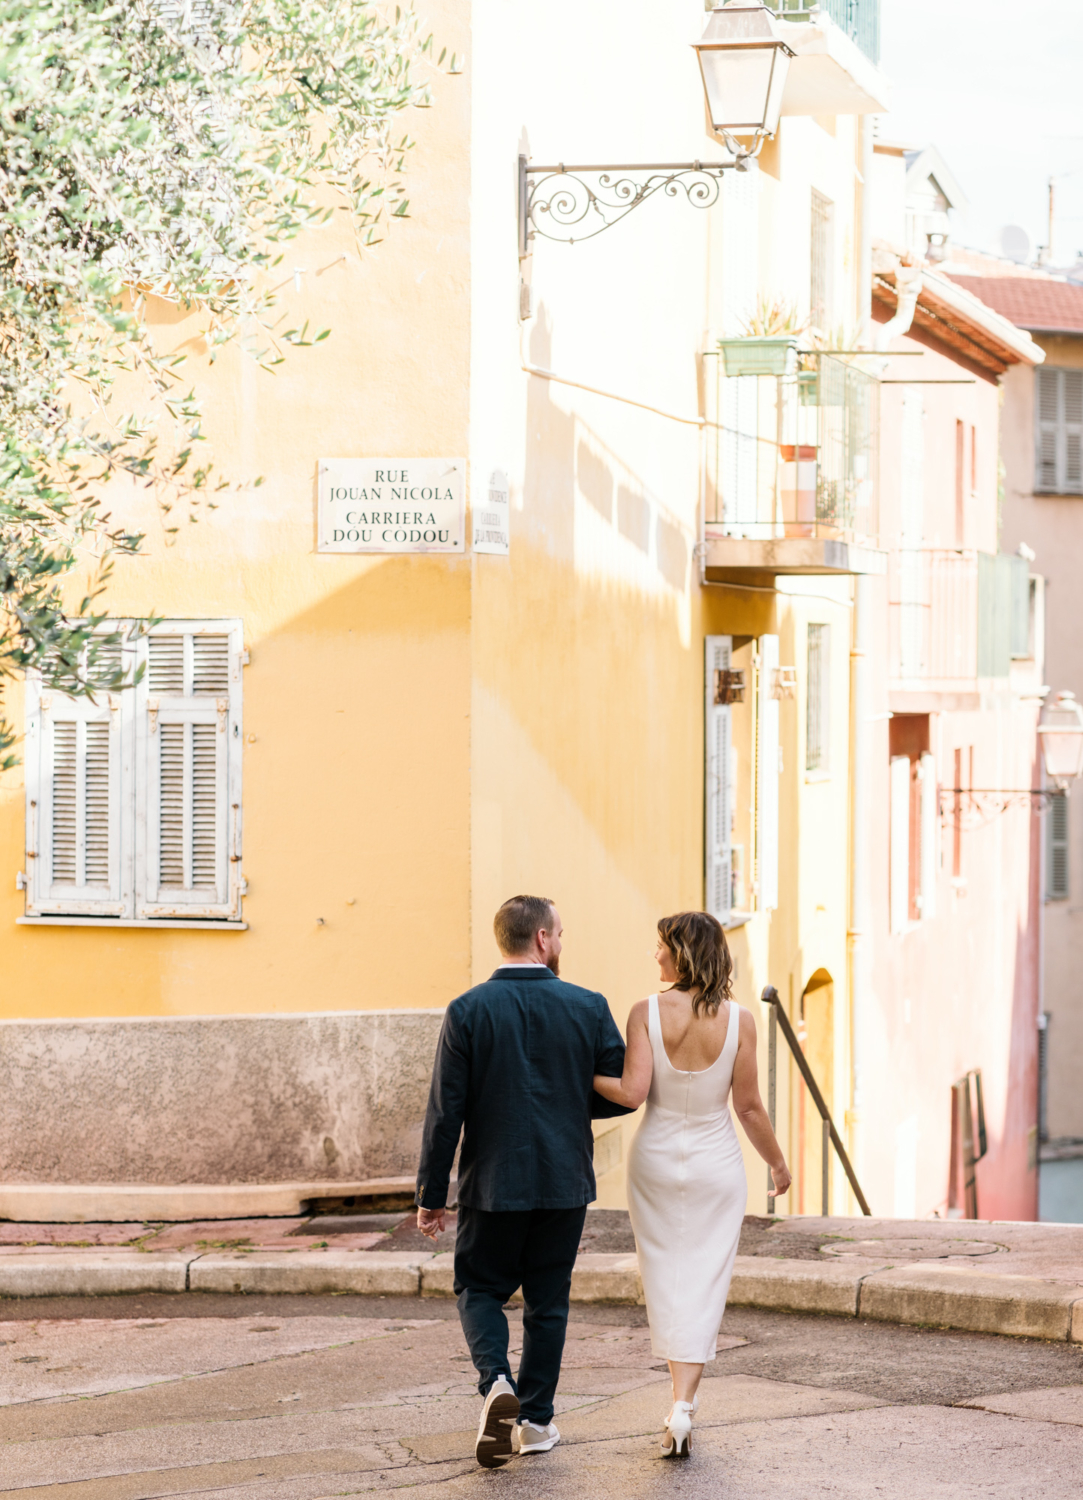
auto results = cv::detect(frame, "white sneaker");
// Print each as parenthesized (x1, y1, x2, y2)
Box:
(516, 1420, 561, 1454)
(475, 1376, 519, 1468)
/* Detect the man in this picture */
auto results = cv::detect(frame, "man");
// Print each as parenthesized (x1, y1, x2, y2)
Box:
(416, 895, 631, 1468)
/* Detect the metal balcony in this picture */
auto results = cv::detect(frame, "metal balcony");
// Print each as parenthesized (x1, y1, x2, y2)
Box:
(888, 549, 1032, 694)
(768, 0, 880, 64)
(703, 350, 885, 580)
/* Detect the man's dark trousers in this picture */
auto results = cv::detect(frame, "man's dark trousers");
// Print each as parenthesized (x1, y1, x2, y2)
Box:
(454, 1203, 587, 1426)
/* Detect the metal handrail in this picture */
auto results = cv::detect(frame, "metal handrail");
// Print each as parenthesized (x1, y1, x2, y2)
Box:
(762, 985, 871, 1216)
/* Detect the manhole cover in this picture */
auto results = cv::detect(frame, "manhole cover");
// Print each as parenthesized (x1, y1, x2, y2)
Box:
(820, 1238, 1001, 1259)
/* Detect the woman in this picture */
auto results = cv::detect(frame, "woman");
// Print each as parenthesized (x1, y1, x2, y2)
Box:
(593, 911, 791, 1458)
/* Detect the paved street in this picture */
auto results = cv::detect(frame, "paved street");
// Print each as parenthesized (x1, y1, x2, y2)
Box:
(3, 1291, 1082, 1499)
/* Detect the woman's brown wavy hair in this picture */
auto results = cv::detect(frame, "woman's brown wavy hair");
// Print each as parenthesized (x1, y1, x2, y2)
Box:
(657, 910, 733, 1018)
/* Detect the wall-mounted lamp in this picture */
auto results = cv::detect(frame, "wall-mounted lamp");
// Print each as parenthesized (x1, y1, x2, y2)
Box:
(519, 4, 791, 249)
(693, 4, 794, 155)
(1038, 690, 1083, 789)
(939, 689, 1083, 827)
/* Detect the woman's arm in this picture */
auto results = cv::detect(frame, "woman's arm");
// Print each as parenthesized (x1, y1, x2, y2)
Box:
(592, 999, 653, 1108)
(730, 1006, 792, 1200)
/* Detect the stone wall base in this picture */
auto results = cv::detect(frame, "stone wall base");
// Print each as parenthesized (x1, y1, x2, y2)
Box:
(0, 1010, 443, 1216)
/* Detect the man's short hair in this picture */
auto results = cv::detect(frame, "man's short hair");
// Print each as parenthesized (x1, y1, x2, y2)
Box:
(494, 895, 555, 955)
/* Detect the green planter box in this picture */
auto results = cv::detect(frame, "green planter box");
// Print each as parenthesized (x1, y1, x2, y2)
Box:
(718, 337, 799, 377)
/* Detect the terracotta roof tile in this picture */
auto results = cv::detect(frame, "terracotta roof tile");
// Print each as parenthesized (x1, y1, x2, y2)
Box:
(944, 275, 1083, 334)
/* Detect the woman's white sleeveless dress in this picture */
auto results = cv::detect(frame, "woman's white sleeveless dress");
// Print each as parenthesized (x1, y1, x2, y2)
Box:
(626, 994, 747, 1363)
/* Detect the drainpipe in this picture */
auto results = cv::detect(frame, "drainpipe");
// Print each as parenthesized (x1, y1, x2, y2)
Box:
(874, 262, 923, 351)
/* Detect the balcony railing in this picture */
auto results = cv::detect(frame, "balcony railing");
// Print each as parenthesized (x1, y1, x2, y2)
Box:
(888, 550, 1031, 683)
(704, 352, 880, 546)
(768, 0, 880, 64)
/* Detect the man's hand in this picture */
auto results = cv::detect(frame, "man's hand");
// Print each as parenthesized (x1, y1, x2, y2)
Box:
(417, 1207, 446, 1240)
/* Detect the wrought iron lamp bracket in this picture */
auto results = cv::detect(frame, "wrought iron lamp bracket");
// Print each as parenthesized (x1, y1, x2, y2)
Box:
(518, 153, 741, 252)
(938, 786, 1062, 830)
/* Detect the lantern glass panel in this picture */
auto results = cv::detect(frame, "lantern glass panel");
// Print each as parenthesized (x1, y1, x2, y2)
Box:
(698, 47, 777, 133)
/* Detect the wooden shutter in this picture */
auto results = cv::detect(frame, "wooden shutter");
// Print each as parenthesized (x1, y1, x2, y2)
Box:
(1036, 367, 1059, 491)
(1048, 791, 1069, 901)
(705, 636, 733, 926)
(24, 675, 130, 917)
(919, 752, 938, 920)
(890, 755, 911, 934)
(135, 621, 243, 921)
(757, 634, 779, 911)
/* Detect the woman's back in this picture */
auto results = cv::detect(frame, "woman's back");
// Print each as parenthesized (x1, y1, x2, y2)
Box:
(655, 988, 732, 1073)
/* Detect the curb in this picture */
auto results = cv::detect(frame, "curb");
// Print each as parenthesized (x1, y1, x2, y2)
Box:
(1, 1249, 1081, 1344)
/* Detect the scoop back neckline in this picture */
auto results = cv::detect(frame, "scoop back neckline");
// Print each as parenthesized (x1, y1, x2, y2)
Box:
(652, 992, 735, 1076)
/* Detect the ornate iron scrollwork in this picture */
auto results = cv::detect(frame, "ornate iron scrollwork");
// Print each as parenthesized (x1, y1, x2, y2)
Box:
(520, 158, 735, 249)
(938, 786, 1059, 831)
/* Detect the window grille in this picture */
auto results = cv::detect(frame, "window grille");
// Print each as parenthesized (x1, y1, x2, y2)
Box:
(806, 624, 829, 772)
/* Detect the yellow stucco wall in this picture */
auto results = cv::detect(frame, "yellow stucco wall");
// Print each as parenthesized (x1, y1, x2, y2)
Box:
(0, 0, 876, 1216)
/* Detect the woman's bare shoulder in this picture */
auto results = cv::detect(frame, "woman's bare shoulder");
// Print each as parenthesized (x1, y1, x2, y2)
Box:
(736, 1003, 757, 1038)
(627, 997, 652, 1025)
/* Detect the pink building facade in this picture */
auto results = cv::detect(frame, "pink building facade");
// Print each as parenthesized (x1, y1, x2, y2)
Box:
(857, 252, 1044, 1220)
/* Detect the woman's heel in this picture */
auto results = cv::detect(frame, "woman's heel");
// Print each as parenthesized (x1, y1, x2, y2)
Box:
(661, 1399, 695, 1458)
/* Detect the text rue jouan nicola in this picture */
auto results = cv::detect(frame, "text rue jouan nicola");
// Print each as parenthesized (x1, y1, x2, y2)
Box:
(328, 470, 455, 545)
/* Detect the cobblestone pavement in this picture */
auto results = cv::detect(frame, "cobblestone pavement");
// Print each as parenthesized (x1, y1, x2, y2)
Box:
(2, 1291, 1082, 1498)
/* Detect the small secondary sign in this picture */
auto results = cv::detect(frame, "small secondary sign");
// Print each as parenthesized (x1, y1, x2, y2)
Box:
(473, 469, 510, 556)
(318, 458, 465, 553)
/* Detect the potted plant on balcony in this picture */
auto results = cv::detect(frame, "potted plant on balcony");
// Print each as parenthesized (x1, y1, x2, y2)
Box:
(718, 297, 806, 376)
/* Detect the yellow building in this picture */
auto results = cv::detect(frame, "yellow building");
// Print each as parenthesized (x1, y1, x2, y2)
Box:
(0, 3, 892, 1222)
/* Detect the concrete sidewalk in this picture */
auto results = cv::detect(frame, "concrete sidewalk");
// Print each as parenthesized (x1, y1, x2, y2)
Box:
(2, 1293, 1082, 1499)
(1, 1212, 1081, 1344)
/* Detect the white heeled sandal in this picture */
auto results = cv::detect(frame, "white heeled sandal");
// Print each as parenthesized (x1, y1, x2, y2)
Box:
(661, 1395, 697, 1458)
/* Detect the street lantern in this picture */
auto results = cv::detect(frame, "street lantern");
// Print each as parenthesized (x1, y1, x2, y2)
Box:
(693, 4, 795, 143)
(1038, 691, 1083, 788)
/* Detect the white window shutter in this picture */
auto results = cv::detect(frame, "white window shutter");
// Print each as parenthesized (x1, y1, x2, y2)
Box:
(757, 634, 780, 911)
(24, 674, 131, 916)
(919, 752, 937, 920)
(890, 755, 911, 935)
(705, 636, 733, 927)
(135, 621, 243, 921)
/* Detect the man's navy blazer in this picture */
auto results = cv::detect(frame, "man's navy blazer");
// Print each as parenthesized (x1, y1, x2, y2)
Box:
(415, 966, 633, 1213)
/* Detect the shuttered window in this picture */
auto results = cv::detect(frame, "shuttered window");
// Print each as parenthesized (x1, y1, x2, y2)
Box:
(757, 634, 780, 912)
(1047, 791, 1069, 901)
(919, 752, 938, 920)
(1035, 367, 1083, 494)
(890, 755, 911, 934)
(806, 624, 830, 772)
(705, 636, 733, 927)
(24, 620, 244, 926)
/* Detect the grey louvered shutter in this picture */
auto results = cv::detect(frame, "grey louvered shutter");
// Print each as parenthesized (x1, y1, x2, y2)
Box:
(135, 621, 244, 921)
(1036, 368, 1059, 491)
(1036, 368, 1083, 494)
(1064, 370, 1083, 492)
(705, 636, 733, 926)
(1047, 791, 1069, 901)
